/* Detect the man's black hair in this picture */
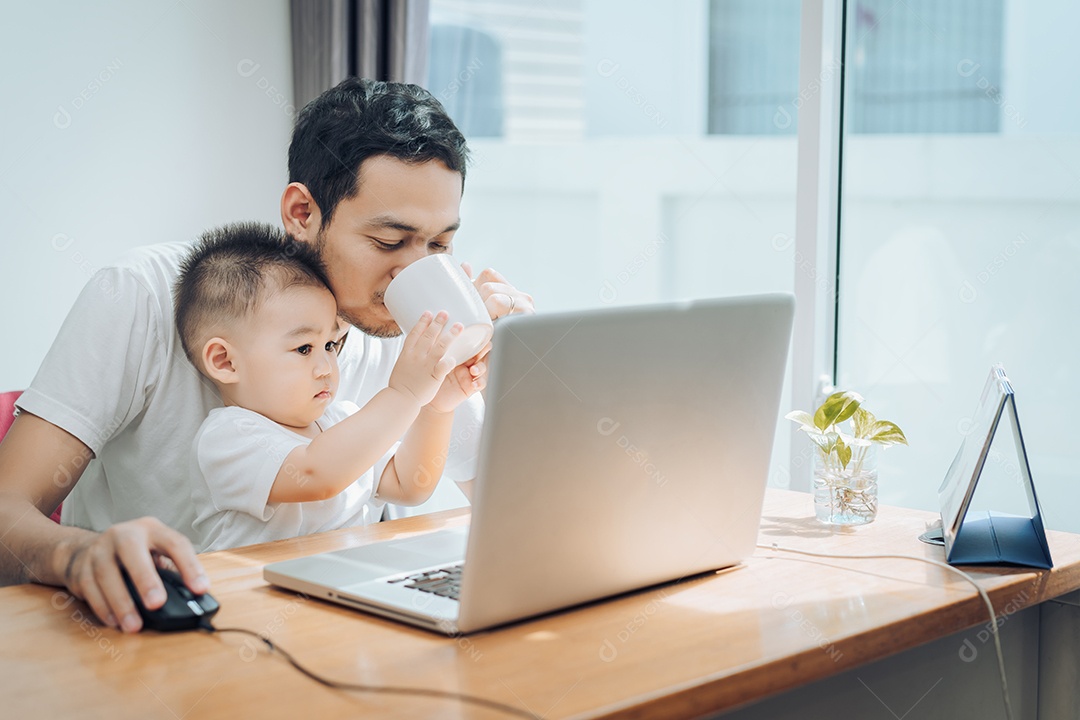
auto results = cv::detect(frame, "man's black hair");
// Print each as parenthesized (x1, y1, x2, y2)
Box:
(287, 77, 470, 227)
(174, 222, 331, 369)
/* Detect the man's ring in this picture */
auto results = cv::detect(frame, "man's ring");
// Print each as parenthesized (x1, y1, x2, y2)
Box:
(507, 294, 516, 314)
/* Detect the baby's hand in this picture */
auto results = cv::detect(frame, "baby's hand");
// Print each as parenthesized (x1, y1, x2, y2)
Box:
(427, 344, 490, 414)
(388, 311, 462, 406)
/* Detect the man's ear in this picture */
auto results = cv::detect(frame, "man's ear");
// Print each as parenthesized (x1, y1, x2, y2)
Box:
(201, 338, 239, 385)
(281, 182, 322, 243)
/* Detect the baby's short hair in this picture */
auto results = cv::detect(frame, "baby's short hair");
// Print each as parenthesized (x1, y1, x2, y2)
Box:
(174, 222, 331, 369)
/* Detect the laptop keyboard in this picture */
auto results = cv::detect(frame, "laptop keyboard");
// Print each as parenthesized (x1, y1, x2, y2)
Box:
(388, 564, 463, 600)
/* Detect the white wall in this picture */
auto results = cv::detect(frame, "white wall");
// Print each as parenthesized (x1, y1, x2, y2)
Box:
(0, 0, 293, 390)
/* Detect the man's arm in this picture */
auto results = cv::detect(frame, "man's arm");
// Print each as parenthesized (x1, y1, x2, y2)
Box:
(0, 412, 207, 633)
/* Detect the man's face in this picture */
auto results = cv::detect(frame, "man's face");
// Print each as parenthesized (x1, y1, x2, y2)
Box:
(313, 155, 464, 337)
(229, 283, 344, 430)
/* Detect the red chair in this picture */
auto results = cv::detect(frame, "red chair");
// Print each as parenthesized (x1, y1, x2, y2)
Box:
(0, 391, 62, 524)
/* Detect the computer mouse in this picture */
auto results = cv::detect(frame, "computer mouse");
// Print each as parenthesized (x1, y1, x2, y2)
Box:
(122, 567, 220, 632)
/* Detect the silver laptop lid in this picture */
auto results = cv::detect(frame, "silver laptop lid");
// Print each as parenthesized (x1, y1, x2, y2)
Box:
(455, 293, 794, 632)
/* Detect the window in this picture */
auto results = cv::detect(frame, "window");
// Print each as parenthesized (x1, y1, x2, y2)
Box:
(847, 0, 1004, 133)
(836, 0, 1080, 530)
(708, 0, 801, 136)
(428, 0, 804, 487)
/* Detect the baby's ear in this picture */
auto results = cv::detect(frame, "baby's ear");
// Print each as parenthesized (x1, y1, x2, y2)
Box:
(202, 338, 238, 384)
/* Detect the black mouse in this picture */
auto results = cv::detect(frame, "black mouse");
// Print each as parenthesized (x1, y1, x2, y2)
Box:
(122, 567, 220, 632)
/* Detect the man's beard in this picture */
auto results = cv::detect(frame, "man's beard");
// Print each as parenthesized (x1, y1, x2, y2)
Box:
(313, 228, 403, 339)
(343, 316, 402, 339)
(339, 294, 402, 339)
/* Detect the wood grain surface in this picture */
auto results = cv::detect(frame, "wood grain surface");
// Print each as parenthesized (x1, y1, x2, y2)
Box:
(1, 489, 1076, 719)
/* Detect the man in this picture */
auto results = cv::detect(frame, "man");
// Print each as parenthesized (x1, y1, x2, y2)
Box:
(0, 78, 533, 633)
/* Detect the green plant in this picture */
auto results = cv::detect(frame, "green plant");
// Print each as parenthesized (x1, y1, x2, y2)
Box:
(786, 390, 908, 476)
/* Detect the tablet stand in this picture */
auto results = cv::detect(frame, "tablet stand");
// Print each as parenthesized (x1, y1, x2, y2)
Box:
(936, 365, 1052, 568)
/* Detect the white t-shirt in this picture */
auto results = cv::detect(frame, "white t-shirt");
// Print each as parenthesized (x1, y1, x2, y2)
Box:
(16, 242, 481, 541)
(190, 403, 392, 552)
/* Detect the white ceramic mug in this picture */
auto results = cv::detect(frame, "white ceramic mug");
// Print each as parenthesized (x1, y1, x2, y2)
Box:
(383, 254, 493, 367)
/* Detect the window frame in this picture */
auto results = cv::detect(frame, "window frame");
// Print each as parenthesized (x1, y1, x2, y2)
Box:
(788, 0, 845, 491)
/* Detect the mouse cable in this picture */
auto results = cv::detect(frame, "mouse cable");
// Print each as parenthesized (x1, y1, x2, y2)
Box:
(197, 619, 537, 719)
(755, 543, 1013, 720)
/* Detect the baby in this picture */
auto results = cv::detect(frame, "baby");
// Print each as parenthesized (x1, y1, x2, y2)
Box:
(174, 222, 485, 551)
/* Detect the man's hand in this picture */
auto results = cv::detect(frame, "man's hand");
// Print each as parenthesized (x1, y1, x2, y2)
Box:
(460, 263, 535, 320)
(62, 517, 208, 633)
(0, 412, 208, 633)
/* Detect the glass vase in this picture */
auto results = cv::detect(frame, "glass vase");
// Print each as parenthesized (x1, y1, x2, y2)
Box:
(813, 444, 878, 525)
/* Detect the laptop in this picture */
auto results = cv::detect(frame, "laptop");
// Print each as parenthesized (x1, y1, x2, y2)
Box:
(264, 293, 795, 634)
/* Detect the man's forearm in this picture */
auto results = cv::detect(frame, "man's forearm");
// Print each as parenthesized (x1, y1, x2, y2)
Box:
(0, 492, 89, 587)
(0, 413, 98, 588)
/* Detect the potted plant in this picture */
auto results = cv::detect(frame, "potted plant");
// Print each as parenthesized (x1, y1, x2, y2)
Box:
(786, 391, 908, 525)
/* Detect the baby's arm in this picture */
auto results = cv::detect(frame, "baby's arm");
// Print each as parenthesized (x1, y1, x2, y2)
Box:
(374, 405, 454, 504)
(268, 387, 422, 502)
(267, 312, 458, 504)
(377, 358, 488, 504)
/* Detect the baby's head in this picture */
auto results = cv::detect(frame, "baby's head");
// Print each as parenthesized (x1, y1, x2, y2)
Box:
(175, 222, 346, 428)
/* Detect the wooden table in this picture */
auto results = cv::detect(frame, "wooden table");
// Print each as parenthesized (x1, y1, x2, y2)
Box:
(3, 489, 1080, 719)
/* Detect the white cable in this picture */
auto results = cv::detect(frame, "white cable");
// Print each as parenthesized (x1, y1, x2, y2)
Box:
(756, 543, 1013, 720)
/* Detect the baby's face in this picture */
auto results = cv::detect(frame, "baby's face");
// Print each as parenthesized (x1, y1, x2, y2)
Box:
(230, 284, 345, 430)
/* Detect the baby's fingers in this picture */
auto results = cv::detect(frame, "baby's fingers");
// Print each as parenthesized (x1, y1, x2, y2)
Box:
(468, 358, 487, 379)
(420, 311, 450, 345)
(432, 322, 464, 377)
(403, 311, 435, 351)
(459, 363, 487, 391)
